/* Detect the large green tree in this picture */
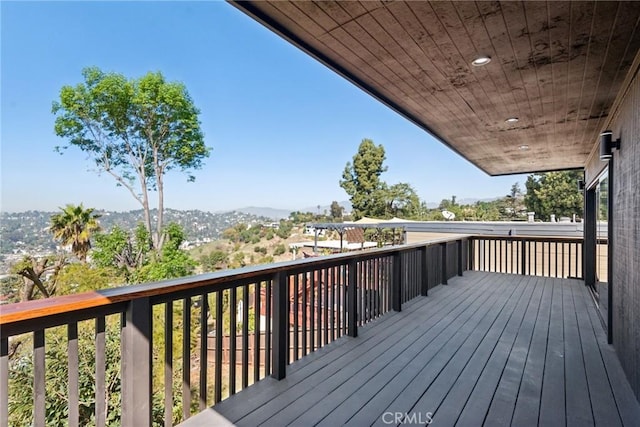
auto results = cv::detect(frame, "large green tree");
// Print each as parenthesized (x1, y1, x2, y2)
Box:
(52, 67, 210, 251)
(49, 204, 101, 262)
(340, 139, 388, 219)
(504, 182, 525, 219)
(384, 182, 420, 218)
(340, 139, 426, 220)
(330, 201, 344, 221)
(524, 171, 583, 221)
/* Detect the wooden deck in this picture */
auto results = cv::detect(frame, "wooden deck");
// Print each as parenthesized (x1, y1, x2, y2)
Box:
(180, 271, 640, 427)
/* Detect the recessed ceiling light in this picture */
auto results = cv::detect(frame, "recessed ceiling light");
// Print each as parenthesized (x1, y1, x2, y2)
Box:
(505, 117, 519, 123)
(519, 145, 529, 151)
(471, 55, 491, 66)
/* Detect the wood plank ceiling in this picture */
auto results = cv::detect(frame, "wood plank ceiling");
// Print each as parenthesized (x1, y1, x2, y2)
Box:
(230, 1, 640, 175)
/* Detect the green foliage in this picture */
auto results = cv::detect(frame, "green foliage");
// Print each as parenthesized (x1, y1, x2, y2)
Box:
(289, 211, 316, 224)
(230, 252, 245, 269)
(93, 225, 150, 279)
(8, 310, 197, 426)
(0, 275, 21, 304)
(288, 211, 331, 224)
(93, 223, 195, 283)
(524, 175, 543, 217)
(340, 139, 388, 219)
(56, 263, 123, 294)
(503, 182, 525, 219)
(133, 223, 196, 283)
(134, 251, 195, 283)
(384, 182, 420, 218)
(199, 250, 228, 271)
(340, 139, 422, 220)
(52, 67, 210, 251)
(330, 201, 343, 220)
(222, 223, 270, 245)
(9, 321, 122, 426)
(259, 255, 274, 264)
(49, 204, 102, 262)
(275, 220, 293, 239)
(273, 244, 286, 256)
(525, 171, 583, 221)
(470, 201, 502, 221)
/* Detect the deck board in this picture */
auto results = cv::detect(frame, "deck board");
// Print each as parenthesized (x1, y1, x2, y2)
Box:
(538, 278, 567, 426)
(180, 272, 640, 427)
(562, 277, 595, 426)
(510, 276, 553, 427)
(403, 274, 536, 427)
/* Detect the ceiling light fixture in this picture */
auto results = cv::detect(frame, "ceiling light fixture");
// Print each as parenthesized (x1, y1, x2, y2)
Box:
(505, 117, 519, 123)
(519, 145, 529, 151)
(471, 55, 491, 66)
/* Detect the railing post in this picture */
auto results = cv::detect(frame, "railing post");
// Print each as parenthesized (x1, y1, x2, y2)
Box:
(1, 338, 7, 427)
(347, 259, 358, 337)
(272, 272, 288, 380)
(457, 239, 464, 276)
(122, 297, 152, 427)
(441, 242, 448, 285)
(468, 238, 474, 270)
(420, 246, 429, 297)
(392, 252, 402, 312)
(521, 240, 527, 275)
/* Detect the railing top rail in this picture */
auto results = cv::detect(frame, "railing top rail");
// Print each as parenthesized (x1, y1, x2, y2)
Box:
(471, 235, 584, 243)
(0, 235, 470, 328)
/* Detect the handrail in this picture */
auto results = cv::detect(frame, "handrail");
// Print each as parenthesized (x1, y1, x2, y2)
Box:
(471, 235, 584, 243)
(468, 235, 584, 279)
(0, 235, 470, 333)
(1, 235, 470, 426)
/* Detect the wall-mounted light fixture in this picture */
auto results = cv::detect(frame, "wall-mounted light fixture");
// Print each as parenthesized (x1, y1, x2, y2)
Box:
(599, 130, 620, 160)
(578, 179, 585, 191)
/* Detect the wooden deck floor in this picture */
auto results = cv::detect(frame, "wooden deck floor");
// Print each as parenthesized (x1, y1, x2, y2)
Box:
(181, 271, 640, 427)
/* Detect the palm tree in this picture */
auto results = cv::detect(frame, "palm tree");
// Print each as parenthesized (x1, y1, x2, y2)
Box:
(49, 204, 102, 262)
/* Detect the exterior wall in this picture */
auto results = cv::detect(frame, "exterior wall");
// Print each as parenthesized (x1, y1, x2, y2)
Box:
(595, 66, 640, 401)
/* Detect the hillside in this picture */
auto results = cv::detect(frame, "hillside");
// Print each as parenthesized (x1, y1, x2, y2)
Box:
(189, 223, 326, 273)
(0, 209, 270, 263)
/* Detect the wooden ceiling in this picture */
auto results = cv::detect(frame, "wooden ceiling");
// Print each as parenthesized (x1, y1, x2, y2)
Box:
(230, 1, 640, 175)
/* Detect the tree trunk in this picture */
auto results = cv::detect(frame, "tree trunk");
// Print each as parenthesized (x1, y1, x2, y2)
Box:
(21, 277, 36, 301)
(137, 166, 155, 250)
(19, 266, 50, 301)
(156, 172, 165, 251)
(141, 193, 154, 249)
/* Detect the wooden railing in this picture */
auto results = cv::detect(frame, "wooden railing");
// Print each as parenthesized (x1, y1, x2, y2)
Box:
(0, 236, 468, 427)
(468, 236, 584, 279)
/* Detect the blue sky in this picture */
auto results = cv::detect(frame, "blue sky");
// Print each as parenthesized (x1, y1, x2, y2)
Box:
(1, 1, 528, 213)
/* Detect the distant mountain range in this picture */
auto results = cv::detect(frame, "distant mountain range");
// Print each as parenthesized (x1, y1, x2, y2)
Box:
(233, 199, 501, 218)
(235, 201, 353, 220)
(232, 207, 292, 220)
